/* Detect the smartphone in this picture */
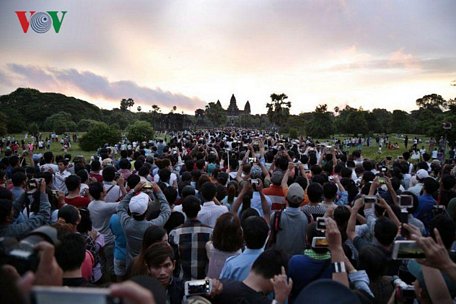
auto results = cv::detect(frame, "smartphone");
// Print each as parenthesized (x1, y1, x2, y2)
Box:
(316, 217, 326, 231)
(250, 179, 259, 185)
(31, 286, 122, 304)
(377, 177, 385, 184)
(248, 157, 256, 163)
(392, 240, 425, 260)
(398, 195, 413, 209)
(363, 195, 378, 204)
(311, 237, 328, 249)
(184, 279, 212, 297)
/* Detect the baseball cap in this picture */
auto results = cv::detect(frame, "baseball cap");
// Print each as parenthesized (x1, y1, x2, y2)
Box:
(287, 183, 304, 205)
(416, 169, 429, 180)
(129, 192, 149, 215)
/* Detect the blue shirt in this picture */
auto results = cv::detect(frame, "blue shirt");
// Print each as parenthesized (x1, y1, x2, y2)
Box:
(109, 214, 126, 260)
(219, 248, 263, 281)
(414, 194, 436, 229)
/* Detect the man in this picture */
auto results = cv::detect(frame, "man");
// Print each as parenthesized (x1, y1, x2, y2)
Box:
(197, 182, 228, 228)
(0, 179, 51, 238)
(263, 171, 286, 211)
(88, 182, 119, 281)
(220, 216, 269, 281)
(213, 249, 292, 304)
(53, 158, 71, 193)
(64, 175, 90, 208)
(102, 165, 126, 202)
(10, 171, 26, 201)
(169, 195, 213, 280)
(143, 241, 184, 304)
(117, 181, 171, 265)
(271, 183, 308, 255)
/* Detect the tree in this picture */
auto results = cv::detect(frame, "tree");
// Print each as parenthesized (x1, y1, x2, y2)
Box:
(205, 102, 227, 127)
(345, 111, 368, 136)
(266, 93, 291, 130)
(77, 119, 101, 132)
(43, 111, 74, 134)
(28, 122, 39, 138)
(126, 120, 155, 142)
(120, 98, 135, 111)
(0, 112, 7, 136)
(151, 104, 161, 113)
(390, 110, 410, 133)
(416, 94, 447, 112)
(79, 122, 121, 151)
(137, 106, 142, 112)
(306, 104, 334, 138)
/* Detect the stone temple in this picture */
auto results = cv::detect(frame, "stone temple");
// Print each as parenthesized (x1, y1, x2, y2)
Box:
(217, 94, 251, 118)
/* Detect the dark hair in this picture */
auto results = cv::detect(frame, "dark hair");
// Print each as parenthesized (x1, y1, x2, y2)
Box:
(242, 216, 269, 249)
(182, 195, 201, 218)
(323, 182, 338, 200)
(55, 232, 86, 271)
(144, 242, 175, 268)
(374, 217, 398, 246)
(12, 171, 26, 187)
(76, 208, 92, 233)
(181, 185, 196, 198)
(102, 166, 116, 182)
(127, 174, 140, 189)
(158, 168, 171, 184)
(200, 182, 217, 202)
(142, 225, 167, 251)
(65, 175, 81, 192)
(76, 169, 89, 184)
(0, 198, 13, 224)
(359, 245, 388, 281)
(89, 182, 104, 200)
(43, 151, 54, 164)
(212, 213, 243, 252)
(164, 212, 185, 234)
(307, 183, 323, 203)
(119, 158, 131, 170)
(58, 205, 80, 225)
(423, 177, 439, 197)
(429, 215, 456, 249)
(251, 249, 288, 279)
(90, 160, 101, 172)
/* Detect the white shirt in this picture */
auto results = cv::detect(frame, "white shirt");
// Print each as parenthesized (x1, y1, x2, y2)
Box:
(53, 170, 71, 193)
(197, 201, 229, 228)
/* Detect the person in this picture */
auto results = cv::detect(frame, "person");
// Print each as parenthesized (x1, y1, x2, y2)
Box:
(102, 165, 126, 202)
(414, 177, 439, 230)
(270, 183, 308, 255)
(212, 249, 292, 304)
(206, 213, 243, 278)
(169, 195, 213, 280)
(197, 182, 229, 228)
(263, 170, 286, 211)
(10, 171, 26, 201)
(302, 182, 326, 221)
(143, 241, 184, 304)
(64, 174, 90, 208)
(220, 215, 269, 281)
(88, 182, 119, 281)
(0, 179, 51, 238)
(117, 181, 171, 266)
(53, 158, 71, 193)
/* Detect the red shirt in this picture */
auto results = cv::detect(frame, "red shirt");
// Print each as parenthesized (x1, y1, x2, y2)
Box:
(65, 196, 90, 208)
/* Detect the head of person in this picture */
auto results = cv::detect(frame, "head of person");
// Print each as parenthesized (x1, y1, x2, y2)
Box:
(119, 158, 131, 170)
(307, 182, 323, 204)
(429, 214, 456, 250)
(144, 242, 176, 287)
(56, 205, 81, 233)
(90, 160, 101, 172)
(242, 216, 269, 249)
(287, 183, 305, 208)
(65, 175, 81, 193)
(55, 232, 86, 273)
(127, 174, 141, 190)
(358, 245, 388, 282)
(129, 192, 150, 220)
(0, 199, 13, 225)
(12, 171, 27, 188)
(200, 182, 217, 202)
(88, 182, 105, 201)
(102, 165, 116, 182)
(182, 195, 201, 219)
(250, 249, 289, 292)
(374, 217, 398, 247)
(422, 177, 439, 196)
(212, 213, 243, 252)
(323, 182, 338, 201)
(57, 159, 68, 172)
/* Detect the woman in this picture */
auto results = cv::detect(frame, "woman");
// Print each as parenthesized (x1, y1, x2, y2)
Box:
(206, 213, 243, 278)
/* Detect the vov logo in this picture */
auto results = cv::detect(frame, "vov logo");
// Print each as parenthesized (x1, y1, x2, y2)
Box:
(15, 11, 67, 33)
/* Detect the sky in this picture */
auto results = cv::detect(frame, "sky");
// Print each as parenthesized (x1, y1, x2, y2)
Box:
(0, 0, 455, 115)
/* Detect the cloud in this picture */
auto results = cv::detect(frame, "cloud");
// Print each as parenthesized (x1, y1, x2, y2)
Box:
(3, 64, 206, 112)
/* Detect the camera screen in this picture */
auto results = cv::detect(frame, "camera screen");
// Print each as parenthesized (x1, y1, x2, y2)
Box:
(316, 217, 326, 231)
(364, 196, 377, 204)
(32, 288, 116, 304)
(187, 281, 210, 295)
(399, 195, 413, 208)
(394, 241, 425, 259)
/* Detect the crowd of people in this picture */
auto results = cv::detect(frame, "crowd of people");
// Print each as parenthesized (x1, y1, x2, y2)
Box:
(1, 128, 456, 304)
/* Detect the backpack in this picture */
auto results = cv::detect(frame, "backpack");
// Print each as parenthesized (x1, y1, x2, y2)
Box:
(266, 210, 283, 249)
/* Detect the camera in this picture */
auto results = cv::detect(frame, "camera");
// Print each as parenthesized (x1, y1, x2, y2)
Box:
(363, 195, 378, 204)
(142, 182, 153, 190)
(184, 279, 212, 297)
(311, 237, 328, 249)
(31, 286, 122, 304)
(248, 157, 256, 163)
(27, 178, 42, 194)
(392, 240, 425, 260)
(250, 179, 259, 185)
(0, 226, 59, 275)
(316, 217, 326, 231)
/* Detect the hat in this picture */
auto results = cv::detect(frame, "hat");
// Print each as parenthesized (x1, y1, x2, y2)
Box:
(271, 171, 284, 185)
(129, 192, 149, 215)
(416, 169, 429, 180)
(295, 279, 361, 304)
(287, 183, 304, 205)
